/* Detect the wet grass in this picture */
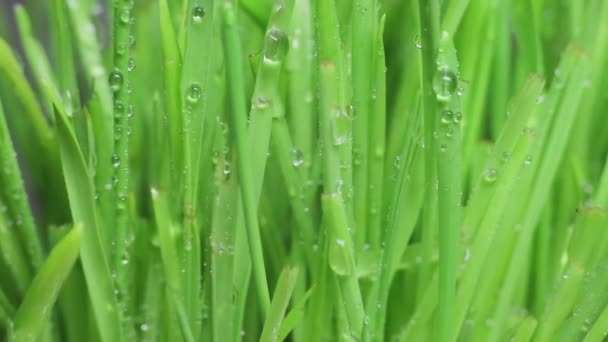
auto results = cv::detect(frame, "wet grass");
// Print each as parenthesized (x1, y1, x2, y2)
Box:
(1, 0, 608, 341)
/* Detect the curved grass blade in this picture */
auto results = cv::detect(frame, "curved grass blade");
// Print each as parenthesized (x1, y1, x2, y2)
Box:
(0, 39, 51, 147)
(12, 225, 82, 342)
(277, 284, 315, 340)
(0, 201, 31, 294)
(260, 266, 298, 342)
(64, 0, 115, 229)
(52, 102, 123, 342)
(0, 99, 44, 271)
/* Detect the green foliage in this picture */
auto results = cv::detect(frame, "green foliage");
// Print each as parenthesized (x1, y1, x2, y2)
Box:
(0, 0, 608, 341)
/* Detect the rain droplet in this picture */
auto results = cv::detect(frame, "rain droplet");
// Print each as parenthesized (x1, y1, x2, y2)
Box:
(454, 112, 462, 124)
(223, 162, 232, 178)
(255, 96, 271, 109)
(414, 34, 422, 49)
(483, 168, 498, 183)
(536, 95, 545, 104)
(128, 34, 136, 47)
(116, 43, 126, 56)
(127, 57, 136, 71)
(112, 155, 121, 168)
(120, 9, 131, 25)
(192, 6, 205, 23)
(186, 83, 202, 104)
(441, 110, 454, 124)
(109, 70, 123, 92)
(264, 28, 288, 62)
(291, 148, 304, 167)
(114, 102, 125, 118)
(433, 68, 457, 100)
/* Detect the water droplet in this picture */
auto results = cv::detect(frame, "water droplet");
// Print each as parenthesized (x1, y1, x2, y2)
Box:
(186, 84, 202, 104)
(140, 324, 149, 332)
(445, 128, 454, 137)
(114, 102, 125, 120)
(291, 148, 304, 167)
(116, 43, 126, 56)
(483, 168, 498, 183)
(264, 28, 288, 62)
(112, 155, 121, 168)
(440, 143, 447, 152)
(336, 239, 345, 247)
(414, 34, 422, 49)
(128, 34, 136, 47)
(192, 6, 205, 23)
(454, 112, 462, 124)
(120, 9, 131, 25)
(127, 58, 135, 71)
(524, 155, 533, 165)
(127, 105, 134, 119)
(433, 68, 457, 100)
(109, 70, 123, 92)
(223, 162, 232, 178)
(255, 96, 271, 109)
(441, 110, 454, 124)
(536, 95, 545, 104)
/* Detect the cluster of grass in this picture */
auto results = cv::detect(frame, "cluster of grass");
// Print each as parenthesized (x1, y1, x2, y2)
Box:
(1, 0, 608, 341)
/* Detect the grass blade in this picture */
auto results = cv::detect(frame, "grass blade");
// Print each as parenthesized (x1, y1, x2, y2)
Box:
(12, 225, 81, 342)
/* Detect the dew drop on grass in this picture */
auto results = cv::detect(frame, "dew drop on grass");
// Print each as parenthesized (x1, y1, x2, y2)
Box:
(127, 57, 136, 71)
(116, 43, 126, 56)
(192, 6, 206, 23)
(128, 34, 136, 47)
(336, 239, 345, 247)
(112, 155, 121, 168)
(483, 168, 498, 183)
(255, 96, 271, 109)
(120, 9, 131, 25)
(536, 95, 545, 104)
(109, 70, 123, 92)
(223, 162, 232, 179)
(439, 143, 447, 152)
(524, 155, 533, 165)
(291, 148, 304, 167)
(264, 28, 288, 62)
(433, 68, 457, 100)
(441, 110, 453, 124)
(414, 34, 422, 49)
(186, 83, 202, 104)
(454, 112, 462, 124)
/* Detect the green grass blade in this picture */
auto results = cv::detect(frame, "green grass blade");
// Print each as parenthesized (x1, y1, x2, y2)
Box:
(52, 102, 122, 342)
(0, 99, 44, 271)
(12, 225, 81, 342)
(221, 0, 271, 317)
(260, 266, 298, 342)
